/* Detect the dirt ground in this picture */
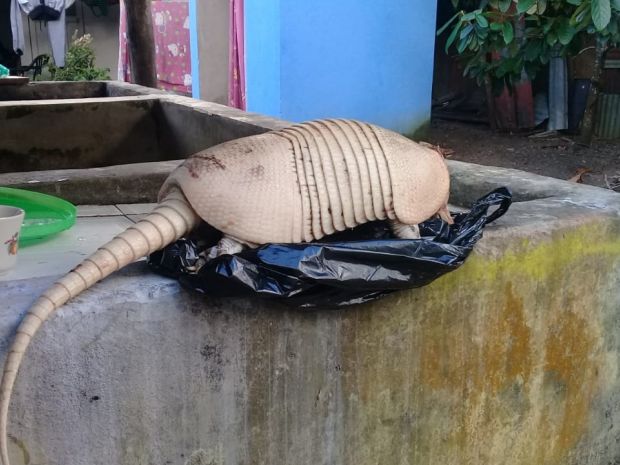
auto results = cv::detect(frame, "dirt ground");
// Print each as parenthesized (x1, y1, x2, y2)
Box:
(427, 119, 620, 192)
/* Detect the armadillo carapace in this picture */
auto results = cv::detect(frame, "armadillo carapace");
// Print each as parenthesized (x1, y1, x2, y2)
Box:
(162, 118, 451, 246)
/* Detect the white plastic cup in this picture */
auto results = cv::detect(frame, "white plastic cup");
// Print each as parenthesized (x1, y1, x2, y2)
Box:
(0, 206, 25, 274)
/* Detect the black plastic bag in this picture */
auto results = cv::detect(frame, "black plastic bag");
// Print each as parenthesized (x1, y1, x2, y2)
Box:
(148, 188, 512, 307)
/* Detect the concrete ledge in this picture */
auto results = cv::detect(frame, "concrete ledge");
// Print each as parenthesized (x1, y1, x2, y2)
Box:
(0, 81, 169, 102)
(0, 204, 154, 283)
(0, 96, 164, 174)
(0, 81, 107, 101)
(0, 161, 180, 205)
(104, 80, 169, 98)
(2, 158, 617, 207)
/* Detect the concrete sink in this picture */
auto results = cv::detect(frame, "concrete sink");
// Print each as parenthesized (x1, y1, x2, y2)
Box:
(0, 82, 619, 465)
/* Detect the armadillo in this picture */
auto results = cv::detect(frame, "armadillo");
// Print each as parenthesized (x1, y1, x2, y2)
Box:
(0, 119, 451, 464)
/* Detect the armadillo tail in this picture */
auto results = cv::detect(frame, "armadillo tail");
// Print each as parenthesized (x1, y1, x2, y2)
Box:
(0, 188, 199, 465)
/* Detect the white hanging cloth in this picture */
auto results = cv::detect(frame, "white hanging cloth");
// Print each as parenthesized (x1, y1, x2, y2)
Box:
(17, 0, 75, 67)
(10, 0, 25, 56)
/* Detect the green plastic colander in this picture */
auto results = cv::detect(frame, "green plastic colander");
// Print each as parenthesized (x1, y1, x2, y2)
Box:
(0, 188, 76, 246)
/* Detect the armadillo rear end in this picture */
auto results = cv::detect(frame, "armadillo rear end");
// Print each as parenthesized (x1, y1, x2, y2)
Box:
(161, 119, 451, 245)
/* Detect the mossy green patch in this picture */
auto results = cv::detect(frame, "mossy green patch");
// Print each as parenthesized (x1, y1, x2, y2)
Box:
(441, 221, 620, 287)
(402, 119, 431, 140)
(337, 218, 620, 465)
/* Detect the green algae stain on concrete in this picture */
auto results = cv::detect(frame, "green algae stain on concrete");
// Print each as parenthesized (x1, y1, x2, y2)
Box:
(460, 222, 620, 284)
(338, 221, 620, 465)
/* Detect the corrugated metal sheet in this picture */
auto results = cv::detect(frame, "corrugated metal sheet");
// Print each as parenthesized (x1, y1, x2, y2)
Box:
(596, 93, 620, 139)
(603, 70, 620, 93)
(548, 55, 568, 131)
(605, 59, 620, 69)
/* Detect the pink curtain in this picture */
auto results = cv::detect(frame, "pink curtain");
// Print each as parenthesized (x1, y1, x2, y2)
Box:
(117, 0, 130, 82)
(118, 0, 192, 95)
(228, 0, 246, 109)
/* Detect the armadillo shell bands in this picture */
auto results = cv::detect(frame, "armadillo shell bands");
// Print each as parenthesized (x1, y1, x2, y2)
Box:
(148, 188, 512, 308)
(162, 119, 451, 245)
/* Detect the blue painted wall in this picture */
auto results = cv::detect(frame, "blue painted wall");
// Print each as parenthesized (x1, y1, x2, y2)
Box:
(244, 0, 281, 116)
(189, 0, 200, 99)
(244, 0, 438, 135)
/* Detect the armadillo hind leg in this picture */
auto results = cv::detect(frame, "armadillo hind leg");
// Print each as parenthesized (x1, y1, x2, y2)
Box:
(204, 235, 253, 261)
(437, 205, 454, 225)
(389, 220, 421, 239)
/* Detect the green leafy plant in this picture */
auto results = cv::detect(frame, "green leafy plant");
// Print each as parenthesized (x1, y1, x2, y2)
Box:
(440, 0, 619, 86)
(49, 32, 110, 81)
(439, 0, 620, 139)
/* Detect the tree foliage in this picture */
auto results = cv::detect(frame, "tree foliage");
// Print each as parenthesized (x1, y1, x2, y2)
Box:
(49, 33, 110, 81)
(439, 0, 620, 89)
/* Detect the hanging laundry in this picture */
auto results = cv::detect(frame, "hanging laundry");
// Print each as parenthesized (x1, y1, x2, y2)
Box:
(17, 0, 75, 67)
(25, 0, 62, 19)
(0, 0, 23, 68)
(0, 0, 16, 68)
(10, 0, 25, 59)
(118, 0, 191, 95)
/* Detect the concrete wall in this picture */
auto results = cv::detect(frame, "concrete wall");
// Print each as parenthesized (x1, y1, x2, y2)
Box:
(0, 81, 107, 101)
(0, 80, 166, 102)
(244, 0, 439, 135)
(0, 82, 287, 178)
(1, 162, 620, 465)
(193, 0, 230, 104)
(0, 84, 291, 203)
(0, 96, 162, 173)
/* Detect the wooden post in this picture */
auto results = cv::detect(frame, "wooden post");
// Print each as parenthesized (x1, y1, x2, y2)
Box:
(124, 0, 157, 88)
(485, 75, 498, 130)
(579, 37, 606, 145)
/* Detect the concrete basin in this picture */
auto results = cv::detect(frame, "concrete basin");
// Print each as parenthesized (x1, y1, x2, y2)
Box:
(0, 82, 619, 465)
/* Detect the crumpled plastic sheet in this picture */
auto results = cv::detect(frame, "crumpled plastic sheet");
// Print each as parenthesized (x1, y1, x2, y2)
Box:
(148, 187, 512, 307)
